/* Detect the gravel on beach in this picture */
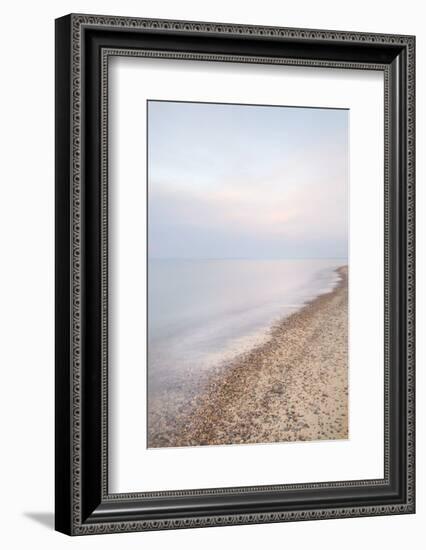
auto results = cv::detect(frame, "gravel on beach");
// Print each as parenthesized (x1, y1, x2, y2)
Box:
(148, 266, 348, 448)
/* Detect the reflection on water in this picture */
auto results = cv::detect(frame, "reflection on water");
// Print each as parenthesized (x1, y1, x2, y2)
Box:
(148, 259, 345, 393)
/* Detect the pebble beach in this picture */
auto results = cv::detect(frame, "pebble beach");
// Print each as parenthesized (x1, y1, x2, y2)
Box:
(148, 266, 348, 448)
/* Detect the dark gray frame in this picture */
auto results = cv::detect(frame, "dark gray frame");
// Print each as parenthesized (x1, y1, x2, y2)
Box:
(55, 13, 415, 535)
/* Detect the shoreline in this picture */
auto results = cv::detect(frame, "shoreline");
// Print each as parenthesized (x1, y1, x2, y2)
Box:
(148, 266, 348, 448)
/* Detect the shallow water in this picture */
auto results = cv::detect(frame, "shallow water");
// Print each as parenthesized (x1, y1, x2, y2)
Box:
(148, 259, 346, 393)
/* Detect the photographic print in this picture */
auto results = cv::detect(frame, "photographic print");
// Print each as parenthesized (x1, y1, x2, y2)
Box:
(56, 16, 415, 533)
(147, 100, 349, 449)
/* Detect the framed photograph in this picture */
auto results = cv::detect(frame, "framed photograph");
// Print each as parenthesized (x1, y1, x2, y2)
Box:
(55, 14, 415, 535)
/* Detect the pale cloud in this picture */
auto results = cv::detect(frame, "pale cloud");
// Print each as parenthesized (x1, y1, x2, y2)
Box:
(148, 101, 348, 259)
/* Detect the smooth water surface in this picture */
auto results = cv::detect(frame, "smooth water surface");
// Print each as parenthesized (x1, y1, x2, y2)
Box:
(148, 259, 346, 392)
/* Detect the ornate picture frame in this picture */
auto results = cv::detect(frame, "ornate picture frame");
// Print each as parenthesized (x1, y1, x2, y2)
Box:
(55, 13, 415, 535)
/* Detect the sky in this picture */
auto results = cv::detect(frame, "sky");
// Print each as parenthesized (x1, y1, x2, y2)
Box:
(148, 100, 348, 260)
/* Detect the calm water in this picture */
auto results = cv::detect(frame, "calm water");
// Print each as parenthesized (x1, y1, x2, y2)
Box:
(148, 259, 345, 392)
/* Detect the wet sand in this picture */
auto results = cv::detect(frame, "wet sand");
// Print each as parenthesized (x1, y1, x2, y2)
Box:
(148, 266, 348, 448)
